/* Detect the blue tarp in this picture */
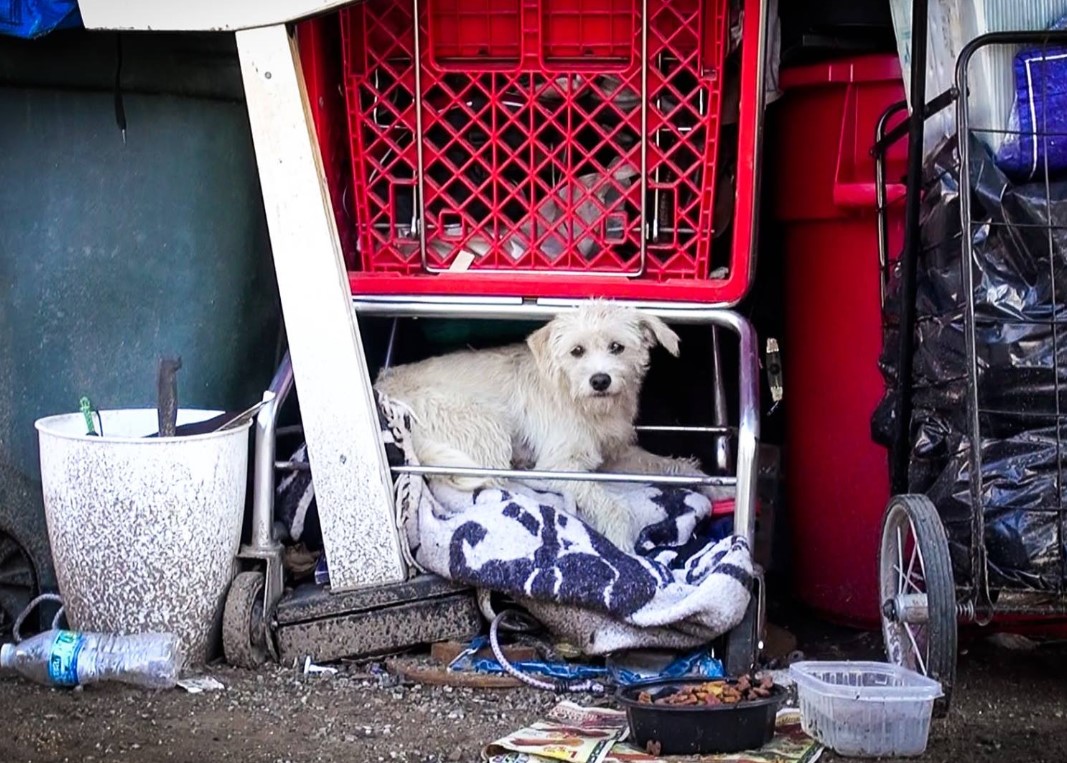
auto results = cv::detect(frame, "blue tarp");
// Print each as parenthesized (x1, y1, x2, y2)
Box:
(0, 0, 81, 39)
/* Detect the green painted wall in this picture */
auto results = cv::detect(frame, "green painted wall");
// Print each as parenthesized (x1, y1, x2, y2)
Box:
(0, 31, 281, 603)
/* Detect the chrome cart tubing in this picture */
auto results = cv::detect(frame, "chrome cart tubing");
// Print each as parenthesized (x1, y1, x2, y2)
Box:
(352, 298, 760, 545)
(711, 326, 733, 473)
(249, 352, 295, 553)
(392, 464, 736, 488)
(955, 30, 1067, 615)
(636, 425, 732, 434)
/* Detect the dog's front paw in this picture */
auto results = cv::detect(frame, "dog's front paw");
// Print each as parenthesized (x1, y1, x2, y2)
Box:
(591, 510, 638, 552)
(434, 474, 501, 493)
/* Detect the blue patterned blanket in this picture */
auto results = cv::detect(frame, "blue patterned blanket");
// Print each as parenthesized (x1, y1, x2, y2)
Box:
(277, 391, 753, 654)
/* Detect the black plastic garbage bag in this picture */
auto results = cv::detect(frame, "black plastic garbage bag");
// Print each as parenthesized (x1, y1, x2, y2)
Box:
(925, 427, 1066, 591)
(875, 135, 1067, 590)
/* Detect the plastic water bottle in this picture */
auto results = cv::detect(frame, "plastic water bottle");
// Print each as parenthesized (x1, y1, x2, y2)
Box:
(0, 630, 183, 689)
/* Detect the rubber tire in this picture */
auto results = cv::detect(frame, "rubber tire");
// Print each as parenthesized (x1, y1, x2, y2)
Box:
(222, 571, 270, 669)
(0, 522, 39, 640)
(879, 494, 957, 717)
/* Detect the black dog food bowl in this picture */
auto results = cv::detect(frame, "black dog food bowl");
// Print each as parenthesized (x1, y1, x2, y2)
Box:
(616, 678, 787, 755)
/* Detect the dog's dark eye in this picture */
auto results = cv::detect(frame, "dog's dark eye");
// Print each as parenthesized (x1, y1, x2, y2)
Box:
(608, 342, 624, 355)
(570, 345, 585, 358)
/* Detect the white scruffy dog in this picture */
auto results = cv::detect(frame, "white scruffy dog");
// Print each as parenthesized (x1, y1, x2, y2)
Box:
(374, 301, 719, 549)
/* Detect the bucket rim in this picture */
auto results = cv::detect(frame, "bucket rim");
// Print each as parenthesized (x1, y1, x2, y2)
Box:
(34, 408, 253, 444)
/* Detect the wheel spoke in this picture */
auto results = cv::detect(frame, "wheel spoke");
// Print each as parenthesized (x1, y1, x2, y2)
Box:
(892, 564, 912, 593)
(904, 623, 928, 675)
(887, 559, 921, 597)
(905, 538, 920, 592)
(0, 567, 34, 588)
(913, 533, 928, 593)
(897, 526, 905, 593)
(0, 536, 19, 568)
(907, 570, 926, 595)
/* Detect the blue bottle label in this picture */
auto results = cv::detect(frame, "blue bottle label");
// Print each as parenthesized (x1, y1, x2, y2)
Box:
(48, 631, 85, 686)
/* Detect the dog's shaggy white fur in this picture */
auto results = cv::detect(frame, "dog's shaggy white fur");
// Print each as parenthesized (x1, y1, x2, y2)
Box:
(374, 301, 720, 550)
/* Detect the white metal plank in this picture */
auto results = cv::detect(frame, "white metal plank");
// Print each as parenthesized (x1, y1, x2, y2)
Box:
(235, 24, 406, 591)
(78, 0, 357, 32)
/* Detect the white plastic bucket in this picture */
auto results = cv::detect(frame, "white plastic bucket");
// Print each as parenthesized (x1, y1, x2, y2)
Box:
(35, 409, 252, 665)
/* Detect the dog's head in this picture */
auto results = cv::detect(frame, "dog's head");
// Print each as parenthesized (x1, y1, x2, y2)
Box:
(526, 302, 680, 408)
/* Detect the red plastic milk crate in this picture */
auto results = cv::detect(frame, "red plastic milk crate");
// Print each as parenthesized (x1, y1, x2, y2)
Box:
(338, 0, 762, 302)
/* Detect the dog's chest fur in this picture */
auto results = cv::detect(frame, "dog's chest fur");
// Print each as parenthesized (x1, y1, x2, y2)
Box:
(508, 354, 638, 469)
(510, 399, 635, 468)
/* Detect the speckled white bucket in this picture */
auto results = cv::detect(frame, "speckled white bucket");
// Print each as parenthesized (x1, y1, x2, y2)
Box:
(35, 409, 252, 665)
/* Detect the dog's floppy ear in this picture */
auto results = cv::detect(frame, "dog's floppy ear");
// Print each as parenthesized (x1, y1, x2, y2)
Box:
(638, 313, 681, 357)
(526, 322, 555, 370)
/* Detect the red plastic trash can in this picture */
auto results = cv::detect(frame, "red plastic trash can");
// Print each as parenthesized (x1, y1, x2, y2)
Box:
(772, 55, 907, 627)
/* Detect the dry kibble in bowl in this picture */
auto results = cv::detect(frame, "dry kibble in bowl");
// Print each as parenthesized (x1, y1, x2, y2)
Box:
(618, 674, 788, 755)
(635, 674, 776, 707)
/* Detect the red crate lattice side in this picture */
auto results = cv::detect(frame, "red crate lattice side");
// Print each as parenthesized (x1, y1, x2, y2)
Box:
(341, 0, 727, 282)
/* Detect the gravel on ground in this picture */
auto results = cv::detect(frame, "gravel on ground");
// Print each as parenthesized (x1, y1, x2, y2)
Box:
(2, 628, 1066, 762)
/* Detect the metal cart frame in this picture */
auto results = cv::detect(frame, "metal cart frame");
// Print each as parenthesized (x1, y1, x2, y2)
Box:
(874, 29, 1067, 715)
(224, 297, 766, 676)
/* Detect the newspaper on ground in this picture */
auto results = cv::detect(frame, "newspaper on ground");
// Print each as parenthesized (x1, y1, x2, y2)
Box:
(482, 701, 628, 763)
(483, 705, 822, 763)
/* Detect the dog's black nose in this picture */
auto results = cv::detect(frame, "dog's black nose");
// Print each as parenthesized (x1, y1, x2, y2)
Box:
(590, 373, 612, 392)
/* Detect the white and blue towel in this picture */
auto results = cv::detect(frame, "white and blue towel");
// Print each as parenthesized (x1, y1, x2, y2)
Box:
(278, 391, 753, 655)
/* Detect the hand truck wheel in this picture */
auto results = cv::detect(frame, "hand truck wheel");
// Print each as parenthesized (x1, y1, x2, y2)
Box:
(879, 494, 957, 717)
(222, 570, 273, 669)
(0, 524, 39, 640)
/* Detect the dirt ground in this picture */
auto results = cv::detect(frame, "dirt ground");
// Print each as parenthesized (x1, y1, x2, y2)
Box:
(2, 629, 1067, 763)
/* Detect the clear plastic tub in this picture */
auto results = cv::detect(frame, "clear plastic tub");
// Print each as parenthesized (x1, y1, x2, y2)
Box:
(789, 661, 943, 758)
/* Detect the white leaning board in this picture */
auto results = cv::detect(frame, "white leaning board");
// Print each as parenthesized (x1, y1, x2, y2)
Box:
(236, 24, 407, 591)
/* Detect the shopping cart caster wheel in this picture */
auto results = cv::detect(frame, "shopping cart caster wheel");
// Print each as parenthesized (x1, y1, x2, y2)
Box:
(223, 571, 273, 669)
(879, 494, 957, 717)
